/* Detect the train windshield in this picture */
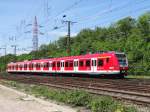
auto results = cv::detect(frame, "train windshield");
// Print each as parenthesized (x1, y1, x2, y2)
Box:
(115, 53, 128, 66)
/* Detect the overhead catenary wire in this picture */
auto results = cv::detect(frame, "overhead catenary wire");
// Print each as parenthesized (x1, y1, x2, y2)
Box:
(88, 3, 150, 29)
(71, 0, 149, 31)
(41, 0, 150, 46)
(76, 0, 147, 24)
(7, 0, 45, 53)
(3, 0, 150, 55)
(41, 0, 84, 26)
(37, 0, 85, 45)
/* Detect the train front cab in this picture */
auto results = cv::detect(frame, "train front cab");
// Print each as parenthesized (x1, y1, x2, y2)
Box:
(115, 53, 128, 77)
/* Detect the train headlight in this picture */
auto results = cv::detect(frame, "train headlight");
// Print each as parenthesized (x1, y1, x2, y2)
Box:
(109, 67, 114, 69)
(121, 70, 125, 73)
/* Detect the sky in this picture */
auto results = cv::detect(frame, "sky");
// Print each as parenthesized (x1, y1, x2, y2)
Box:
(0, 0, 150, 55)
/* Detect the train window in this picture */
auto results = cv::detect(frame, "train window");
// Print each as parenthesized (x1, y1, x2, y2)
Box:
(36, 63, 40, 68)
(69, 61, 73, 67)
(36, 64, 38, 68)
(52, 62, 55, 67)
(41, 63, 46, 68)
(92, 60, 94, 66)
(63, 62, 64, 67)
(98, 59, 103, 66)
(12, 66, 14, 70)
(92, 60, 96, 66)
(57, 62, 60, 67)
(74, 61, 78, 67)
(79, 61, 83, 67)
(61, 62, 64, 67)
(46, 63, 49, 68)
(43, 62, 49, 68)
(40, 63, 42, 67)
(106, 58, 109, 63)
(49, 63, 52, 67)
(61, 62, 63, 67)
(32, 64, 34, 68)
(29, 64, 32, 68)
(65, 62, 68, 67)
(86, 60, 90, 67)
(24, 64, 27, 68)
(95, 60, 97, 66)
(74, 61, 76, 67)
(29, 64, 34, 68)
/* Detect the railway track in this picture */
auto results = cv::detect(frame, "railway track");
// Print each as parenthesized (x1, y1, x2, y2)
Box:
(41, 83, 150, 105)
(0, 73, 150, 105)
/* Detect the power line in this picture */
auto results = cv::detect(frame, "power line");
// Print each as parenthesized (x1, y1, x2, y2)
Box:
(55, 0, 84, 17)
(76, 0, 146, 24)
(25, 16, 44, 51)
(44, 0, 52, 21)
(4, 0, 150, 56)
(0, 47, 7, 56)
(15, 0, 46, 44)
(25, 0, 44, 24)
(62, 20, 77, 55)
(11, 45, 18, 56)
(40, 0, 84, 43)
(70, 0, 148, 31)
(41, 0, 84, 26)
(0, 46, 7, 70)
(88, 4, 150, 29)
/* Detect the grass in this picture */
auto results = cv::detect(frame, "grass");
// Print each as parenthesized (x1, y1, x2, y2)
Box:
(127, 75, 150, 79)
(1, 80, 138, 112)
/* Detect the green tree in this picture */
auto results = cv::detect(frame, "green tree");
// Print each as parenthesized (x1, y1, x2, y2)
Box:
(116, 17, 136, 39)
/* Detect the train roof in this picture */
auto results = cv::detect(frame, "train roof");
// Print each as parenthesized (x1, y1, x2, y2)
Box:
(8, 51, 124, 65)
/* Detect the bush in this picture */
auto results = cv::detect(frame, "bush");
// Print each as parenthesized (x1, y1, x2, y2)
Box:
(6, 82, 138, 112)
(65, 90, 91, 106)
(123, 106, 137, 112)
(90, 96, 118, 112)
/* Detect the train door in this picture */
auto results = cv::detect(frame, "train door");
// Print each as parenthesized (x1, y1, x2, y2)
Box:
(56, 61, 61, 72)
(91, 58, 97, 72)
(61, 60, 64, 72)
(74, 59, 79, 73)
(52, 61, 56, 72)
(49, 61, 52, 72)
(26, 63, 29, 71)
(33, 62, 36, 72)
(41, 62, 44, 72)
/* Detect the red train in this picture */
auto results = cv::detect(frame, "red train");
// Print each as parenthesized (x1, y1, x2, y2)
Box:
(7, 51, 128, 78)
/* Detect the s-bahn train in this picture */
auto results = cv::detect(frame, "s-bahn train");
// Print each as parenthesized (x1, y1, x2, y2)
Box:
(7, 51, 128, 78)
